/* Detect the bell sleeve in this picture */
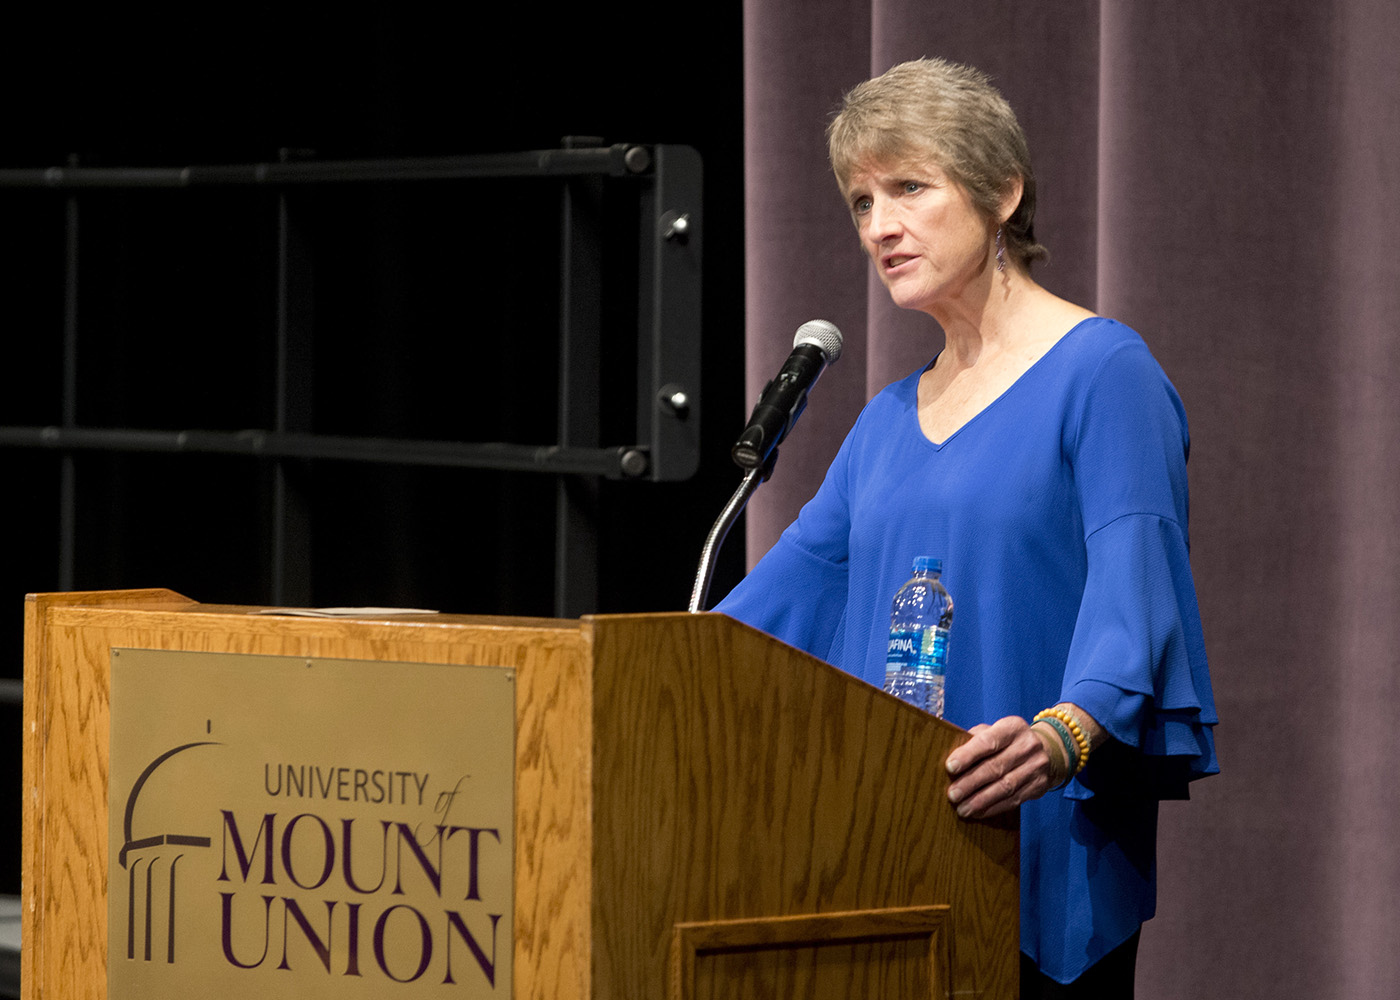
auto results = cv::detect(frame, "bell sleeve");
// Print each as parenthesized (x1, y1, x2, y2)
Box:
(1057, 338, 1220, 800)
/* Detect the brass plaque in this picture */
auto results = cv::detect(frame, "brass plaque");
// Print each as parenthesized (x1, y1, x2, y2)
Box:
(108, 649, 515, 998)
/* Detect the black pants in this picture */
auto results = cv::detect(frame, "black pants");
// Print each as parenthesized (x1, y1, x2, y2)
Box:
(1019, 929, 1140, 999)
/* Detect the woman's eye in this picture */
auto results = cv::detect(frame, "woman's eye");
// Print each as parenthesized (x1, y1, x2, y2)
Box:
(903, 181, 922, 194)
(853, 196, 872, 213)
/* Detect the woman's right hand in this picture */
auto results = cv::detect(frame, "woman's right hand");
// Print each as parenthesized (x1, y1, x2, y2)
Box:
(944, 716, 1069, 819)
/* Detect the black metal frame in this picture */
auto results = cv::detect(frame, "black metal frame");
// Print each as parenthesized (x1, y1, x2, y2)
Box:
(0, 143, 704, 616)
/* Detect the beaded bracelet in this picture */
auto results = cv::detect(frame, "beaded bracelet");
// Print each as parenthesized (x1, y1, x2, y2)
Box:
(1032, 716, 1079, 781)
(1033, 707, 1092, 774)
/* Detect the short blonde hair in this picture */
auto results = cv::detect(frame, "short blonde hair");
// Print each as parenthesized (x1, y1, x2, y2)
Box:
(827, 58, 1048, 269)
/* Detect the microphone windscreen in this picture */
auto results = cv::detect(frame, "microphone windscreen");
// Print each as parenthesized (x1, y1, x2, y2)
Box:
(793, 319, 844, 363)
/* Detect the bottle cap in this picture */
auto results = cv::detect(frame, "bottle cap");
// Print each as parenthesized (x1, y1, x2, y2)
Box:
(912, 556, 942, 575)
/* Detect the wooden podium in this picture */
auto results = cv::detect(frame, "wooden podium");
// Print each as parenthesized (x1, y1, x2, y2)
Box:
(23, 589, 1018, 1000)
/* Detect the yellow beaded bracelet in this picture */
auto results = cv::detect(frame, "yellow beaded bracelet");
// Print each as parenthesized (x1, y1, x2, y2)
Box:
(1033, 707, 1092, 773)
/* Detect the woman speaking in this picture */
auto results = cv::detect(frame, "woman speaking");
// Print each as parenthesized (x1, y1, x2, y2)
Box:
(718, 58, 1219, 996)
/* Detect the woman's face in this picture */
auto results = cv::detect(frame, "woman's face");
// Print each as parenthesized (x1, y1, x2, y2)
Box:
(844, 157, 996, 317)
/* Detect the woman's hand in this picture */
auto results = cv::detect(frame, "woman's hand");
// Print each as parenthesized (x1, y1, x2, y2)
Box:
(944, 715, 1067, 819)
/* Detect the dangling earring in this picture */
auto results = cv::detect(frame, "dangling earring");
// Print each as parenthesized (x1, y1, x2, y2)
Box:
(995, 227, 1006, 273)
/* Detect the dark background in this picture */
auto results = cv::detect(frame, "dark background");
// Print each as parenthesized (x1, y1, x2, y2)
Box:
(1, 7, 747, 896)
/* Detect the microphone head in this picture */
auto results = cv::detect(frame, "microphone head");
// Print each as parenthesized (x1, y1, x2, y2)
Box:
(793, 319, 843, 363)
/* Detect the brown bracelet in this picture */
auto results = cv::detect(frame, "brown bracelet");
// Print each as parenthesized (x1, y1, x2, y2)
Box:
(1033, 707, 1092, 774)
(1031, 716, 1078, 784)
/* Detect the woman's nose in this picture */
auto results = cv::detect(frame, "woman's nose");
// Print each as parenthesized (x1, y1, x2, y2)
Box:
(866, 198, 901, 242)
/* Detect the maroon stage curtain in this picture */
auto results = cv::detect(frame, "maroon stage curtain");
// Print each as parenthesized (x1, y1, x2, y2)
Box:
(740, 2, 1400, 996)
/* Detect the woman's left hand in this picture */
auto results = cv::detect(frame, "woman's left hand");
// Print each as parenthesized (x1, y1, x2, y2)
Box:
(944, 715, 1064, 819)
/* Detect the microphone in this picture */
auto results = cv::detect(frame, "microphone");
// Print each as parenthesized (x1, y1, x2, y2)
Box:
(731, 319, 844, 470)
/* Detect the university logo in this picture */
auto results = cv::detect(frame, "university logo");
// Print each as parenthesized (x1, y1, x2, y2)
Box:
(108, 649, 515, 999)
(117, 741, 220, 964)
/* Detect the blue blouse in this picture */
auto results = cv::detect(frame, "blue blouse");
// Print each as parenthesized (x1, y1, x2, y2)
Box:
(716, 317, 1219, 983)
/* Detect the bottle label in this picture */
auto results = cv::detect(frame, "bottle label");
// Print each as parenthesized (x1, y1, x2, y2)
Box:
(886, 629, 922, 671)
(886, 626, 949, 716)
(922, 627, 948, 676)
(889, 628, 948, 672)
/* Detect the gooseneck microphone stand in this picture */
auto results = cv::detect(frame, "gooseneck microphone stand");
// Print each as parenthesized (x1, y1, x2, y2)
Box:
(688, 319, 842, 613)
(687, 450, 777, 613)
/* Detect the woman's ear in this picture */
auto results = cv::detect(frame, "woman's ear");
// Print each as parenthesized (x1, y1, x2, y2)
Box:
(998, 176, 1025, 224)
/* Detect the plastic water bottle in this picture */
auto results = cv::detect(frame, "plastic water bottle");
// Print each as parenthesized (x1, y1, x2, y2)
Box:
(883, 557, 953, 716)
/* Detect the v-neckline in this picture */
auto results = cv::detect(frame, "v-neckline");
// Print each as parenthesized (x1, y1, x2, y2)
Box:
(916, 317, 1097, 448)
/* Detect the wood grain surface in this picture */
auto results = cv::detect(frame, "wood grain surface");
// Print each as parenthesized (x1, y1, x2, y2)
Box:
(23, 593, 1017, 1000)
(672, 905, 953, 1000)
(586, 611, 1018, 1000)
(23, 591, 593, 1000)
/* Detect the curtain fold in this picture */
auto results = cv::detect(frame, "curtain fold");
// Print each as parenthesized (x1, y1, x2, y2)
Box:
(740, 2, 1400, 995)
(741, 0, 873, 554)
